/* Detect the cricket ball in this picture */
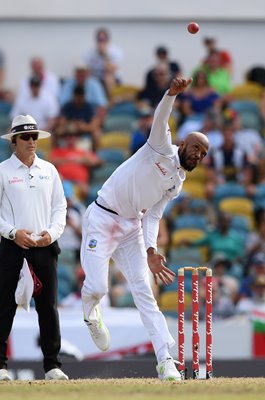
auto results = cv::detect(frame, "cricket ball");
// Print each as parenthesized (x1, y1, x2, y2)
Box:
(187, 22, 199, 34)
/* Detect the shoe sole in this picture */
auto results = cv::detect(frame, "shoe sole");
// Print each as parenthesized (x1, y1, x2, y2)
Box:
(102, 327, 111, 351)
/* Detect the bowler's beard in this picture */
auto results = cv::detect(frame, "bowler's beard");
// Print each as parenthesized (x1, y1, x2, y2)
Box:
(178, 148, 196, 171)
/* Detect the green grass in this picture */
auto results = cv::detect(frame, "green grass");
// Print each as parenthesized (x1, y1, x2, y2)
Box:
(0, 378, 265, 400)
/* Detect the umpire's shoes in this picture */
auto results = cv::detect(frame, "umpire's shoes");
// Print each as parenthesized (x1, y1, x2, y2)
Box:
(0, 368, 12, 381)
(156, 358, 182, 381)
(45, 368, 69, 380)
(84, 305, 110, 351)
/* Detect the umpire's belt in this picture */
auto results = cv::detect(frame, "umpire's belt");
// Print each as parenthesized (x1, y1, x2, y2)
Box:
(95, 200, 118, 215)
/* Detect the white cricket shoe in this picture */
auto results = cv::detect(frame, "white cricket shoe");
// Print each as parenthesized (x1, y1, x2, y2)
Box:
(156, 358, 182, 381)
(45, 368, 69, 380)
(84, 305, 110, 351)
(0, 368, 11, 381)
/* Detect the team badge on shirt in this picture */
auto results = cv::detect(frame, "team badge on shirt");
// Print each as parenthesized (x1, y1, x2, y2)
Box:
(88, 239, 97, 249)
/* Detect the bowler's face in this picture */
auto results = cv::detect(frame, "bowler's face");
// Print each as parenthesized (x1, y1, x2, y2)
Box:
(178, 137, 208, 171)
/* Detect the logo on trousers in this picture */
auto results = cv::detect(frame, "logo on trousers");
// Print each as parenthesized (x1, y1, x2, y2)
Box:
(88, 239, 97, 249)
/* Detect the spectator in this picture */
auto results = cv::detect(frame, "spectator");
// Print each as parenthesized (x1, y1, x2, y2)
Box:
(83, 27, 123, 96)
(246, 209, 265, 261)
(177, 108, 223, 152)
(10, 75, 59, 132)
(58, 180, 85, 262)
(145, 46, 181, 87)
(18, 56, 60, 101)
(202, 37, 233, 74)
(180, 211, 244, 267)
(137, 62, 172, 108)
(239, 252, 265, 300)
(205, 117, 251, 199)
(225, 68, 265, 103)
(0, 89, 13, 116)
(200, 252, 239, 319)
(197, 50, 232, 95)
(236, 274, 265, 314)
(178, 69, 221, 124)
(59, 63, 108, 124)
(49, 130, 103, 200)
(130, 106, 153, 154)
(55, 85, 101, 151)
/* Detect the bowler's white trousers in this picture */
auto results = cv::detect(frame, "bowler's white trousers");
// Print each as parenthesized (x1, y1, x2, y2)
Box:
(80, 202, 175, 357)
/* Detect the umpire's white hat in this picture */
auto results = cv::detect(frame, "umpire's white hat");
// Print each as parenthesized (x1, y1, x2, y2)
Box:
(1, 114, 51, 140)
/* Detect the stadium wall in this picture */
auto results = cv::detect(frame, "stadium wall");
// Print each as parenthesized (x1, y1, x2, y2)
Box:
(0, 1, 265, 92)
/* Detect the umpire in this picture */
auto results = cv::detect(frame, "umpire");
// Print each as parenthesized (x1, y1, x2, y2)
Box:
(0, 115, 68, 381)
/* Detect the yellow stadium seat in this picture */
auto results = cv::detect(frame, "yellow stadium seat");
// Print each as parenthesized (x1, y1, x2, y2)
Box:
(185, 164, 207, 183)
(99, 132, 131, 154)
(171, 228, 208, 262)
(182, 180, 206, 199)
(171, 228, 205, 247)
(218, 197, 255, 229)
(159, 291, 192, 312)
(36, 138, 52, 159)
(109, 85, 140, 103)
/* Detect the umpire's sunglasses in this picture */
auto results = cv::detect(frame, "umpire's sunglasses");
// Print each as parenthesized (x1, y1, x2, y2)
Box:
(17, 133, 39, 141)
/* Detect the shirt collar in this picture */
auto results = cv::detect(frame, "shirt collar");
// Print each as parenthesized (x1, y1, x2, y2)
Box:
(10, 153, 42, 170)
(173, 146, 186, 181)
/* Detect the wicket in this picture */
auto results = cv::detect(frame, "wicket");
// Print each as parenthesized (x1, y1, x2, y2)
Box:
(177, 266, 213, 380)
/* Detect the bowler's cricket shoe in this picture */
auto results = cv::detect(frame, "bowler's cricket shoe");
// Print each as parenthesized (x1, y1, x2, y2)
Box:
(156, 357, 182, 381)
(84, 305, 110, 351)
(45, 368, 69, 380)
(0, 369, 12, 381)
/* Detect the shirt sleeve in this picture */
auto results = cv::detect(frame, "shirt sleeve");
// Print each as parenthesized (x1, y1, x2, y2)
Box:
(46, 167, 67, 242)
(141, 196, 169, 251)
(147, 90, 176, 156)
(0, 171, 16, 238)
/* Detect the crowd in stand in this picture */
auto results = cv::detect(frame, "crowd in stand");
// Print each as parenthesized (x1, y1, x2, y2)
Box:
(1, 27, 265, 320)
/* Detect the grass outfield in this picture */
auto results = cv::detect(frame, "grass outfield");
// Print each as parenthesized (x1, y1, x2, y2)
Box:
(0, 378, 265, 400)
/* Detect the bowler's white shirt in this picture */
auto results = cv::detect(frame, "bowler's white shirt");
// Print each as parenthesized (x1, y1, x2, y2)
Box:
(0, 153, 66, 242)
(98, 91, 186, 249)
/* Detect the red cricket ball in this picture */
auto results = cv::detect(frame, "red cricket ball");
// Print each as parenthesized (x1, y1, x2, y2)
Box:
(187, 22, 200, 34)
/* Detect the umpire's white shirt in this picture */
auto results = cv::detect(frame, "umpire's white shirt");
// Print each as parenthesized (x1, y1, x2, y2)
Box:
(98, 91, 186, 249)
(0, 153, 66, 242)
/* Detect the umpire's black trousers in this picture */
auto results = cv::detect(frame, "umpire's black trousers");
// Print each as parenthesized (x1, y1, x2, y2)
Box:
(0, 238, 62, 372)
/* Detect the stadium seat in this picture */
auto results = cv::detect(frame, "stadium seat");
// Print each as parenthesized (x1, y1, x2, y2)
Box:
(86, 182, 103, 206)
(171, 228, 205, 247)
(109, 85, 140, 103)
(182, 181, 206, 199)
(172, 213, 208, 231)
(213, 182, 247, 207)
(159, 291, 192, 313)
(107, 101, 138, 117)
(91, 164, 118, 184)
(97, 148, 127, 165)
(229, 100, 263, 131)
(171, 228, 208, 262)
(218, 197, 255, 229)
(103, 114, 137, 133)
(184, 164, 207, 183)
(253, 184, 265, 208)
(99, 132, 131, 154)
(167, 247, 203, 268)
